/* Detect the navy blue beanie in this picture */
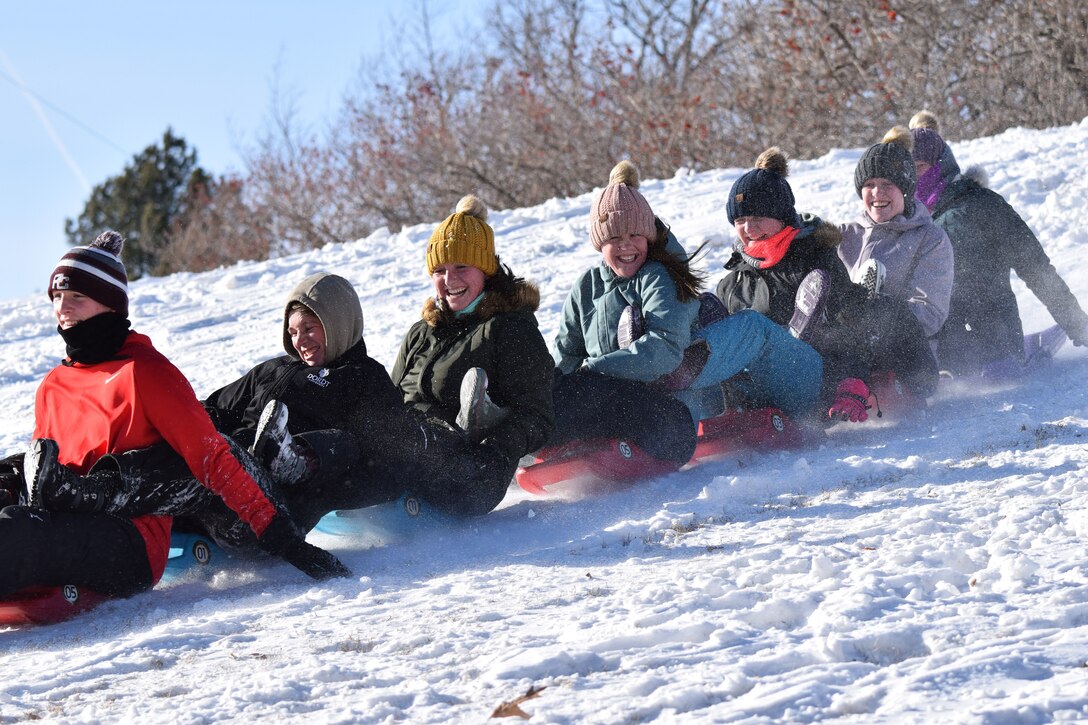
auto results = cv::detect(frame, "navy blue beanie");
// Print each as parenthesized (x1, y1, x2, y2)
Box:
(726, 158, 798, 227)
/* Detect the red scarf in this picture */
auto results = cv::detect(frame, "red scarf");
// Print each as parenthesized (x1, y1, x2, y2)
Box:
(741, 225, 799, 269)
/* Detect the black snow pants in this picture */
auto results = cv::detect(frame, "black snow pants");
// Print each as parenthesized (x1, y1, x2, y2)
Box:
(548, 368, 697, 465)
(815, 295, 940, 401)
(0, 505, 152, 598)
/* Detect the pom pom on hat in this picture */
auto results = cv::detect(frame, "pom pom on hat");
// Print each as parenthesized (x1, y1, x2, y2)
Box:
(908, 110, 940, 133)
(426, 195, 498, 276)
(608, 159, 641, 187)
(589, 161, 657, 251)
(726, 147, 798, 226)
(48, 230, 130, 318)
(854, 127, 917, 201)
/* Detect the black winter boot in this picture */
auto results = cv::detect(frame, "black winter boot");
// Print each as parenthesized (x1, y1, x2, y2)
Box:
(252, 400, 317, 485)
(25, 438, 120, 513)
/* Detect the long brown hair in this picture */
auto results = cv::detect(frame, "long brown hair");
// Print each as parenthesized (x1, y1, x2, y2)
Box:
(647, 217, 705, 303)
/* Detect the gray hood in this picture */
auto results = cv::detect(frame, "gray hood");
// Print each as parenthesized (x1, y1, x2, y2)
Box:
(281, 272, 363, 363)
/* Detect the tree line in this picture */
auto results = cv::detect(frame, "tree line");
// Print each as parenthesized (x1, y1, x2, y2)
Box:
(67, 0, 1088, 278)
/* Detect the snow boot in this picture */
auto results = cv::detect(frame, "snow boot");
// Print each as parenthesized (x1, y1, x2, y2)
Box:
(103, 444, 211, 517)
(856, 259, 886, 300)
(279, 429, 368, 533)
(617, 304, 645, 349)
(251, 400, 317, 486)
(455, 368, 507, 443)
(25, 438, 118, 513)
(789, 269, 830, 342)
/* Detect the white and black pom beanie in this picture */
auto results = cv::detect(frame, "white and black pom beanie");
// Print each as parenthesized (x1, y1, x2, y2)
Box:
(49, 230, 130, 318)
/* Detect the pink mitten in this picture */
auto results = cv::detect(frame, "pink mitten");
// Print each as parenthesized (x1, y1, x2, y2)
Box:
(828, 377, 871, 423)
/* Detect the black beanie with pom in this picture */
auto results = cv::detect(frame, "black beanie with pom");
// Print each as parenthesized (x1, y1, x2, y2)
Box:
(854, 126, 917, 202)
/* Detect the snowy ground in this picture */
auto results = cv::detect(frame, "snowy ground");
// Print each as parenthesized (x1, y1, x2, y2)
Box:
(2, 120, 1088, 723)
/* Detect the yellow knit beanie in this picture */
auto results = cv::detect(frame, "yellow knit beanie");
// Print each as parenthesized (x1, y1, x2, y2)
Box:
(426, 195, 498, 276)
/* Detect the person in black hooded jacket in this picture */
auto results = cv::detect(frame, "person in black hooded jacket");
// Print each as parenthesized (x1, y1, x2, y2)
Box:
(197, 271, 434, 531)
(908, 115, 1088, 377)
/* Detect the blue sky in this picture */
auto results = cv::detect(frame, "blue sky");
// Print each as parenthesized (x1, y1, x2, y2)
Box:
(0, 1, 484, 301)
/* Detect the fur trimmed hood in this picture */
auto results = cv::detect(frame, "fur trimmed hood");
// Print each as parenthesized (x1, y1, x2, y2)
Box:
(961, 164, 989, 188)
(421, 278, 541, 327)
(800, 213, 842, 250)
(729, 212, 840, 272)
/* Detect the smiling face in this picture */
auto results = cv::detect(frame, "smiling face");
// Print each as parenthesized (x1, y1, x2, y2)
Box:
(287, 308, 328, 367)
(432, 263, 487, 312)
(52, 290, 113, 329)
(600, 233, 649, 278)
(733, 215, 786, 247)
(861, 177, 906, 223)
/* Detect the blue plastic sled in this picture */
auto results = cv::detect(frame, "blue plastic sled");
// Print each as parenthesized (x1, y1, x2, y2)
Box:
(163, 532, 228, 580)
(314, 494, 454, 545)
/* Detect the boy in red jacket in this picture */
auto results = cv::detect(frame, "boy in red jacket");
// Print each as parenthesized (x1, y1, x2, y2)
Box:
(0, 231, 346, 598)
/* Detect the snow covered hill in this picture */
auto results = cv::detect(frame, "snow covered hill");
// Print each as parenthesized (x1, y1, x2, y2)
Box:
(2, 120, 1087, 723)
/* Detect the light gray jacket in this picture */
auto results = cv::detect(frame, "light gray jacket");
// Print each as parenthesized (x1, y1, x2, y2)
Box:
(838, 204, 954, 338)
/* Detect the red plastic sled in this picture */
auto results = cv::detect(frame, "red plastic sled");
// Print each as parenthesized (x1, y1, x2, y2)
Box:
(517, 407, 803, 495)
(694, 406, 803, 459)
(516, 438, 680, 495)
(0, 585, 112, 627)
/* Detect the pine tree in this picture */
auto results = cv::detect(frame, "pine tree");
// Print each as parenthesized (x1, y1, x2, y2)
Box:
(65, 129, 209, 278)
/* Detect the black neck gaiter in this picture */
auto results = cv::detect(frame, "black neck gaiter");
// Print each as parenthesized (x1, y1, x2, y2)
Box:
(58, 312, 131, 365)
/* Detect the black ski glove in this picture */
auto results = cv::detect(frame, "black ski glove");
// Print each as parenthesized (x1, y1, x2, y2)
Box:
(0, 453, 25, 508)
(258, 514, 351, 581)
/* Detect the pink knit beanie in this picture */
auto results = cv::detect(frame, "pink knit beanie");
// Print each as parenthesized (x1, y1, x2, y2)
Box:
(589, 161, 656, 251)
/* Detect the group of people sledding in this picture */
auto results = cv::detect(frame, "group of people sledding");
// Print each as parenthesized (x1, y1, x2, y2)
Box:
(1, 112, 1086, 605)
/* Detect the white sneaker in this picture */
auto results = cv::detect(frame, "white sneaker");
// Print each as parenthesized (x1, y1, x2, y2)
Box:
(856, 259, 886, 300)
(455, 368, 507, 442)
